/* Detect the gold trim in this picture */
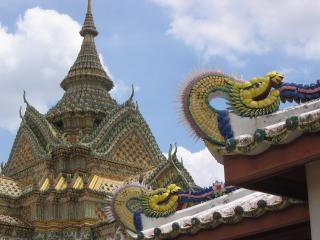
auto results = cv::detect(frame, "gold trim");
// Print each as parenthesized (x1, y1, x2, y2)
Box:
(32, 218, 98, 231)
(40, 178, 50, 192)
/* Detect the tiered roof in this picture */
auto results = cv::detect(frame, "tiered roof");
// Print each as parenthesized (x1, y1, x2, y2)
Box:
(0, 215, 31, 228)
(0, 0, 198, 236)
(0, 176, 22, 198)
(47, 0, 114, 121)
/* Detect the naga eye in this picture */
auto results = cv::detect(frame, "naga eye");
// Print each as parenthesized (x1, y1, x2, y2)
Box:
(252, 83, 260, 88)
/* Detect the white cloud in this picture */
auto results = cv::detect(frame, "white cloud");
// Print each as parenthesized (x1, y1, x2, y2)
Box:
(0, 7, 130, 131)
(168, 146, 224, 187)
(0, 7, 81, 131)
(151, 0, 320, 62)
(100, 53, 141, 102)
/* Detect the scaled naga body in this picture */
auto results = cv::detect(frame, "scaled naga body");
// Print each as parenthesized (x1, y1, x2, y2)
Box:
(181, 71, 320, 155)
(108, 182, 235, 233)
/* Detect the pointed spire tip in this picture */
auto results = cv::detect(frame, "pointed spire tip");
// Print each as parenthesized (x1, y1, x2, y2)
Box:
(80, 0, 98, 37)
(87, 0, 92, 14)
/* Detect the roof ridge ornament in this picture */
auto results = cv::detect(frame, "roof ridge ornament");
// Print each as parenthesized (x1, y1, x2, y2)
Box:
(129, 84, 135, 101)
(59, 0, 113, 92)
(180, 70, 320, 158)
(23, 90, 29, 106)
(19, 106, 24, 120)
(80, 0, 98, 37)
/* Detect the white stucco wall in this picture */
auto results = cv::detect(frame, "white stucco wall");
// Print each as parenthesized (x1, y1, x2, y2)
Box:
(306, 160, 320, 240)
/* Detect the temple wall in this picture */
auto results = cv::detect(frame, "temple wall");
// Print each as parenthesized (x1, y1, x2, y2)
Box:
(32, 228, 93, 240)
(306, 160, 320, 240)
(0, 225, 32, 240)
(0, 236, 30, 240)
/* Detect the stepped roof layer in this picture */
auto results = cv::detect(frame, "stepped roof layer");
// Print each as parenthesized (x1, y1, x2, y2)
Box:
(46, 86, 118, 120)
(132, 189, 305, 239)
(47, 0, 114, 121)
(0, 214, 31, 228)
(5, 101, 166, 166)
(0, 1, 199, 239)
(0, 176, 22, 198)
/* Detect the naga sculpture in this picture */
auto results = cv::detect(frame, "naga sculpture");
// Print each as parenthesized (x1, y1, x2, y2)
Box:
(106, 180, 235, 233)
(181, 71, 320, 156)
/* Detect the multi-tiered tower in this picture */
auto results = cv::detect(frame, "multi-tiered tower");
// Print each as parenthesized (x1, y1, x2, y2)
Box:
(0, 1, 196, 239)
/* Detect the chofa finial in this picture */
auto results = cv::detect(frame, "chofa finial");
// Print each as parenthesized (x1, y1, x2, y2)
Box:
(87, 0, 92, 14)
(129, 84, 135, 101)
(19, 106, 23, 119)
(23, 90, 29, 106)
(80, 0, 98, 37)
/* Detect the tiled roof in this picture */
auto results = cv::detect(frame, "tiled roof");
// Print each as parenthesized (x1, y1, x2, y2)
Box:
(132, 190, 304, 239)
(219, 99, 320, 158)
(0, 214, 30, 228)
(46, 86, 118, 120)
(47, 0, 115, 121)
(0, 176, 22, 197)
(89, 175, 122, 194)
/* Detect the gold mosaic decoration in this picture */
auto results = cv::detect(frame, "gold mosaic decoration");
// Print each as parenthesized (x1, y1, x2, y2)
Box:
(39, 178, 50, 192)
(188, 75, 226, 142)
(112, 185, 145, 231)
(55, 176, 67, 191)
(8, 134, 35, 173)
(0, 177, 21, 197)
(112, 132, 154, 169)
(89, 175, 122, 193)
(73, 176, 84, 190)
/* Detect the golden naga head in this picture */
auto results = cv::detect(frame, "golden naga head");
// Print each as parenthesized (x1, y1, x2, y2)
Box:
(167, 184, 181, 194)
(266, 71, 284, 86)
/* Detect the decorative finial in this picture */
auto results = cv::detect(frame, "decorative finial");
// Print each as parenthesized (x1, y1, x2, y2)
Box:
(0, 162, 4, 175)
(168, 144, 173, 160)
(19, 106, 23, 119)
(173, 143, 178, 157)
(80, 0, 98, 37)
(88, 0, 92, 14)
(23, 90, 29, 106)
(129, 84, 135, 101)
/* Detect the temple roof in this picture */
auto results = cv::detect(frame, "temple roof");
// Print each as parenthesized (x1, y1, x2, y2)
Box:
(0, 176, 22, 197)
(0, 214, 31, 228)
(134, 189, 304, 239)
(80, 0, 98, 37)
(46, 86, 118, 120)
(61, 0, 112, 91)
(47, 0, 114, 122)
(88, 175, 122, 194)
(211, 98, 320, 160)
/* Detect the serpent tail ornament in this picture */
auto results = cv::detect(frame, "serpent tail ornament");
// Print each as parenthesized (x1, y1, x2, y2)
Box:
(181, 71, 320, 156)
(107, 182, 236, 233)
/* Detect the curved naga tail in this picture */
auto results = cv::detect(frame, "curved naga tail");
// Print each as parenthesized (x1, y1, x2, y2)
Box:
(106, 184, 147, 232)
(107, 182, 238, 233)
(107, 184, 181, 232)
(181, 71, 283, 146)
(180, 71, 320, 156)
(279, 81, 320, 103)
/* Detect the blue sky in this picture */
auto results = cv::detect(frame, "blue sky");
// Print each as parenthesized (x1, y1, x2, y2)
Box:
(1, 0, 320, 185)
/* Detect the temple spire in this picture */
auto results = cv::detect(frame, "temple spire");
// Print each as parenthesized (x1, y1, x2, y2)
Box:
(80, 0, 98, 37)
(60, 0, 113, 92)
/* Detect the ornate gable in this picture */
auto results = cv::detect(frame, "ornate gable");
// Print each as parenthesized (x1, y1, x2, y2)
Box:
(5, 126, 42, 175)
(111, 131, 155, 170)
(90, 102, 164, 166)
(24, 104, 61, 147)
